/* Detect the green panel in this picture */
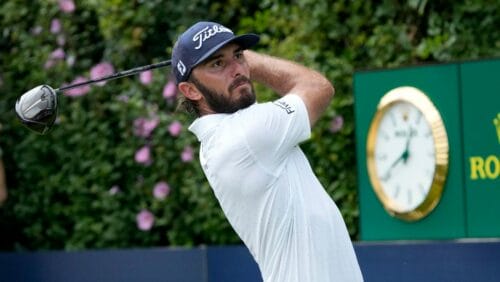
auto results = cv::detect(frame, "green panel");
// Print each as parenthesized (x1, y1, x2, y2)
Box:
(354, 64, 466, 240)
(460, 59, 500, 237)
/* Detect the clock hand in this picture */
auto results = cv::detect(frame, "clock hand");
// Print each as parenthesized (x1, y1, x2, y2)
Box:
(381, 151, 405, 181)
(402, 127, 413, 164)
(382, 127, 414, 181)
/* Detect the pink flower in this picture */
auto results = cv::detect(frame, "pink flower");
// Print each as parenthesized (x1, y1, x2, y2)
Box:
(31, 26, 43, 35)
(50, 19, 61, 34)
(181, 146, 194, 162)
(109, 185, 120, 195)
(57, 34, 66, 46)
(44, 59, 56, 69)
(133, 117, 159, 138)
(140, 70, 153, 85)
(153, 181, 170, 200)
(135, 145, 152, 165)
(168, 120, 182, 137)
(117, 94, 129, 103)
(50, 48, 65, 60)
(44, 48, 66, 69)
(66, 54, 75, 67)
(329, 115, 344, 133)
(90, 62, 114, 86)
(162, 80, 177, 99)
(58, 0, 75, 13)
(63, 76, 91, 97)
(136, 209, 154, 231)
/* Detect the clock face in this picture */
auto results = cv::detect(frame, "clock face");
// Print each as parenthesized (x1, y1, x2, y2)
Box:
(367, 86, 449, 221)
(374, 101, 436, 212)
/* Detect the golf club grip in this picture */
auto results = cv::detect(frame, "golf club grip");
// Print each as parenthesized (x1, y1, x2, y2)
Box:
(56, 60, 172, 92)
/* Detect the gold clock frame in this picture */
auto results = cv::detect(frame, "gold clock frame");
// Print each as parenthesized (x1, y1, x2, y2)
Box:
(366, 86, 449, 221)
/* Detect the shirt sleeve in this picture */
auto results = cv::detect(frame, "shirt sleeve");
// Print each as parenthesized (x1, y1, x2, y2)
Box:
(236, 94, 311, 175)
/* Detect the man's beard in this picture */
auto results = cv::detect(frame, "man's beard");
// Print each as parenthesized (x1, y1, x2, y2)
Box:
(189, 75, 256, 114)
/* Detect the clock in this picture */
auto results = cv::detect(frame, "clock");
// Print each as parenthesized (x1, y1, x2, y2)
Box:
(366, 86, 449, 221)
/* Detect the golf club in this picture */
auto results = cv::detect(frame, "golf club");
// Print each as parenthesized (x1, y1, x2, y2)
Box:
(15, 59, 172, 135)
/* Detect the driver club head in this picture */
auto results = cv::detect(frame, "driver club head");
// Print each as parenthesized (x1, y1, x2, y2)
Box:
(15, 85, 58, 135)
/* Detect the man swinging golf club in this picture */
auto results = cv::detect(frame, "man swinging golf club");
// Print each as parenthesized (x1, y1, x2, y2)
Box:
(14, 19, 363, 282)
(173, 21, 364, 282)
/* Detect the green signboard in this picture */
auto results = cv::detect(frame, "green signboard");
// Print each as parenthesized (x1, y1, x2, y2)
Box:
(354, 58, 500, 240)
(461, 60, 500, 237)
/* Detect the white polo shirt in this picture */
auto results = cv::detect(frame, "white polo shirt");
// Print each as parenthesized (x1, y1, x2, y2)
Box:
(189, 94, 363, 282)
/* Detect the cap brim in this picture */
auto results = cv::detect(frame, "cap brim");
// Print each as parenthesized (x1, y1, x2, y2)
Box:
(192, 33, 260, 68)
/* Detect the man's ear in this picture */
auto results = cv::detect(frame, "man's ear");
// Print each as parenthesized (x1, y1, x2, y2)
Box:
(178, 82, 203, 101)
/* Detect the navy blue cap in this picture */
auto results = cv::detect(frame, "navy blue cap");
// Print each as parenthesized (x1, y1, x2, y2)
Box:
(172, 21, 260, 83)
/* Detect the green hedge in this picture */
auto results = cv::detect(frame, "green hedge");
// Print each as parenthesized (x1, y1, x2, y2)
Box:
(0, 0, 498, 250)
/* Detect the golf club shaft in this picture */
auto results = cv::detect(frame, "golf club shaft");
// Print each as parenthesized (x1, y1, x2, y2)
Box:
(56, 59, 172, 92)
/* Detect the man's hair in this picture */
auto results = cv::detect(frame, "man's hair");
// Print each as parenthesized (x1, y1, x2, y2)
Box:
(176, 75, 201, 117)
(176, 95, 200, 117)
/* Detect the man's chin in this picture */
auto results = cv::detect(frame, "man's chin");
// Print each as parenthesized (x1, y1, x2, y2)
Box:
(238, 90, 256, 108)
(224, 94, 255, 113)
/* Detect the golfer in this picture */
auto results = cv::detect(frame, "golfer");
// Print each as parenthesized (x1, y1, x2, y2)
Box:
(173, 21, 363, 282)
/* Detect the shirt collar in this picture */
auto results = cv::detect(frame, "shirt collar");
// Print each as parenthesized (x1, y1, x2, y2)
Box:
(188, 114, 228, 142)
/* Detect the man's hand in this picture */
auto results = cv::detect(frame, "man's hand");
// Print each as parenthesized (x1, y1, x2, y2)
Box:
(244, 50, 334, 126)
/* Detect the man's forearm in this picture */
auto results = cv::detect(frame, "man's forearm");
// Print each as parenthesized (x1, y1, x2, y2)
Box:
(244, 50, 334, 125)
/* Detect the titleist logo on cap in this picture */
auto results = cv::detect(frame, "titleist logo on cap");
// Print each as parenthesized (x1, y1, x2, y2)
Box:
(177, 60, 186, 76)
(193, 25, 233, 50)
